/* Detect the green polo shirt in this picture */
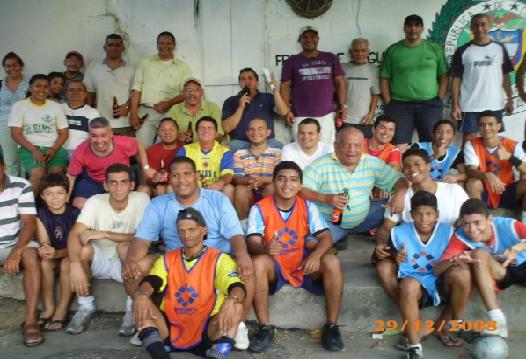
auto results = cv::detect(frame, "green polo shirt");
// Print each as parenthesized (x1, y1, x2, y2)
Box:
(168, 100, 223, 141)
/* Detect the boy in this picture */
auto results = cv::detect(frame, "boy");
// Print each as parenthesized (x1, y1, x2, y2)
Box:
(247, 161, 344, 352)
(390, 191, 454, 359)
(36, 173, 80, 330)
(48, 72, 66, 103)
(437, 198, 526, 338)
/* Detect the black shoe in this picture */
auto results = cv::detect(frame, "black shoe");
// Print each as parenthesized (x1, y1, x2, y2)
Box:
(248, 325, 274, 353)
(333, 237, 348, 251)
(321, 323, 344, 351)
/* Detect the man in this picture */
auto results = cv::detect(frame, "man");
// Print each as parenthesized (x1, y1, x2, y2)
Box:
(84, 34, 136, 136)
(301, 127, 407, 250)
(133, 208, 245, 359)
(0, 152, 42, 346)
(67, 117, 156, 209)
(62, 80, 100, 154)
(66, 164, 150, 336)
(176, 116, 234, 201)
(464, 111, 526, 220)
(281, 26, 346, 144)
(123, 157, 253, 350)
(129, 31, 192, 146)
(222, 68, 288, 152)
(450, 14, 514, 140)
(233, 118, 281, 220)
(281, 118, 333, 169)
(168, 77, 223, 143)
(380, 14, 448, 152)
(247, 161, 344, 353)
(63, 51, 84, 83)
(343, 38, 380, 138)
(436, 198, 526, 338)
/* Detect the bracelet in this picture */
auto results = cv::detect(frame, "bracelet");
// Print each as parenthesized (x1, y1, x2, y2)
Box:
(510, 155, 522, 168)
(135, 290, 149, 298)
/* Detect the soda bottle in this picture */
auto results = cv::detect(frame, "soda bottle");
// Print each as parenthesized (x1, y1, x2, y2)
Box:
(186, 122, 193, 144)
(331, 189, 349, 225)
(112, 96, 119, 119)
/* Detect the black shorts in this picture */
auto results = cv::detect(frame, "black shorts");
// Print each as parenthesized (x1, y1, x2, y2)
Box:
(497, 261, 526, 290)
(398, 277, 441, 309)
(162, 313, 213, 357)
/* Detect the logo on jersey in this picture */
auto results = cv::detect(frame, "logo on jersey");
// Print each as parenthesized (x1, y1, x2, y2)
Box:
(275, 227, 300, 254)
(411, 251, 438, 273)
(174, 285, 199, 314)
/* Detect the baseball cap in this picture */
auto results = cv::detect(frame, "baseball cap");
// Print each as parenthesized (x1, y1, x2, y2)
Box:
(65, 51, 84, 65)
(404, 14, 423, 26)
(298, 25, 318, 37)
(183, 77, 202, 87)
(177, 207, 207, 227)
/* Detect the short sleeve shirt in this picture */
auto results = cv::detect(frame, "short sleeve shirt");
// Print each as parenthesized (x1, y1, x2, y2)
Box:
(62, 103, 100, 151)
(343, 63, 380, 124)
(168, 99, 223, 141)
(281, 141, 334, 170)
(0, 77, 29, 128)
(233, 147, 281, 178)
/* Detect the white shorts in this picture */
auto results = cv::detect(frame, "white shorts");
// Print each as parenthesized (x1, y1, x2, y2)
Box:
(0, 241, 39, 265)
(90, 245, 123, 283)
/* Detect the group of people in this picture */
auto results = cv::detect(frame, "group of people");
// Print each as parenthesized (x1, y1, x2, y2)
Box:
(1, 11, 526, 359)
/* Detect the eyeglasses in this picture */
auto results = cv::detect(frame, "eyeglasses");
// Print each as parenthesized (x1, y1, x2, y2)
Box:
(184, 88, 200, 93)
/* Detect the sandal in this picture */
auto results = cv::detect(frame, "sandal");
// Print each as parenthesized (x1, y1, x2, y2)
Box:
(433, 332, 463, 348)
(43, 319, 68, 332)
(38, 316, 52, 327)
(21, 322, 44, 347)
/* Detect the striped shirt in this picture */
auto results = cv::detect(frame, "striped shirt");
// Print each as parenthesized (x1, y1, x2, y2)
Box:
(233, 146, 281, 178)
(0, 175, 36, 248)
(304, 153, 402, 229)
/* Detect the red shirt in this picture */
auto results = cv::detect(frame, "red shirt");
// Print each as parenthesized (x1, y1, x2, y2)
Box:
(365, 140, 401, 165)
(68, 136, 138, 183)
(146, 143, 182, 172)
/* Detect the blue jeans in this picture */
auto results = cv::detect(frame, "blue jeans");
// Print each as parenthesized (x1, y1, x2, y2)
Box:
(228, 138, 283, 153)
(327, 198, 387, 242)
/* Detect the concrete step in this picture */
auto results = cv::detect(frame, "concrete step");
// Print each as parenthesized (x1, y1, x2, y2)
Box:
(2, 235, 526, 332)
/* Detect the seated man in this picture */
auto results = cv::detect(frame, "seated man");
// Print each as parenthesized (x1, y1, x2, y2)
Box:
(301, 127, 407, 250)
(67, 117, 156, 209)
(176, 116, 234, 201)
(464, 111, 526, 222)
(437, 198, 526, 338)
(145, 118, 183, 195)
(247, 161, 343, 353)
(413, 120, 466, 184)
(233, 118, 281, 220)
(281, 118, 333, 170)
(123, 157, 253, 350)
(390, 191, 455, 358)
(133, 207, 245, 359)
(0, 152, 42, 346)
(67, 164, 150, 336)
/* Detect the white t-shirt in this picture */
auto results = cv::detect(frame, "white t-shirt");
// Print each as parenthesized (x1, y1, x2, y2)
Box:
(384, 182, 469, 225)
(281, 141, 333, 170)
(8, 99, 68, 147)
(464, 139, 526, 166)
(77, 191, 150, 259)
(62, 103, 100, 151)
(343, 63, 380, 124)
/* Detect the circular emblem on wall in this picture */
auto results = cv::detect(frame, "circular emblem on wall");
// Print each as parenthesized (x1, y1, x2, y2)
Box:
(287, 0, 333, 18)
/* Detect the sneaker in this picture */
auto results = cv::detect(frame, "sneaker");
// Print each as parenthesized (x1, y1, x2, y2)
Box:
(118, 310, 135, 337)
(333, 237, 348, 251)
(248, 325, 274, 353)
(406, 346, 423, 359)
(321, 323, 344, 351)
(234, 321, 249, 350)
(66, 306, 96, 335)
(129, 331, 142, 346)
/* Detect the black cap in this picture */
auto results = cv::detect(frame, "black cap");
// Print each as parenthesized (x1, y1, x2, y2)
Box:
(177, 207, 207, 227)
(404, 14, 423, 26)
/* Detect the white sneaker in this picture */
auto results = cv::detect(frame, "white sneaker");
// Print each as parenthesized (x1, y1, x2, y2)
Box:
(482, 319, 508, 338)
(129, 331, 142, 346)
(66, 306, 96, 335)
(118, 310, 135, 337)
(234, 321, 249, 350)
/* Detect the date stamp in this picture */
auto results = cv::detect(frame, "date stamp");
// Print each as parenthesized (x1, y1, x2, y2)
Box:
(373, 319, 496, 333)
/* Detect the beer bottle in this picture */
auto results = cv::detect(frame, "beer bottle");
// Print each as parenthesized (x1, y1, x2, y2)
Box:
(112, 96, 119, 119)
(186, 122, 193, 144)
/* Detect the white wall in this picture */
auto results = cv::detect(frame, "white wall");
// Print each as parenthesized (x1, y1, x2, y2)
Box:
(1, 0, 524, 141)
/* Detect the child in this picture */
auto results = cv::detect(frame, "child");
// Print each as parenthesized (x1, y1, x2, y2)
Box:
(246, 161, 344, 353)
(8, 74, 69, 194)
(36, 173, 80, 330)
(390, 191, 454, 359)
(414, 120, 466, 184)
(48, 72, 66, 103)
(437, 198, 526, 338)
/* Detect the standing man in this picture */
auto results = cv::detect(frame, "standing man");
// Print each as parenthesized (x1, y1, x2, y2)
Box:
(222, 68, 288, 152)
(129, 31, 192, 146)
(450, 13, 514, 140)
(380, 14, 448, 152)
(281, 26, 346, 144)
(85, 34, 136, 136)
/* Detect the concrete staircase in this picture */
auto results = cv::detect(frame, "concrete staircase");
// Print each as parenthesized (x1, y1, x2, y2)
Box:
(2, 235, 526, 332)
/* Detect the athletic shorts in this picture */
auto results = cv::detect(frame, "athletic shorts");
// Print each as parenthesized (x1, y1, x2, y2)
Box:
(497, 261, 526, 290)
(73, 172, 105, 199)
(161, 312, 213, 356)
(482, 181, 518, 210)
(398, 276, 444, 309)
(270, 260, 324, 296)
(459, 110, 504, 135)
(90, 245, 122, 283)
(19, 146, 68, 172)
